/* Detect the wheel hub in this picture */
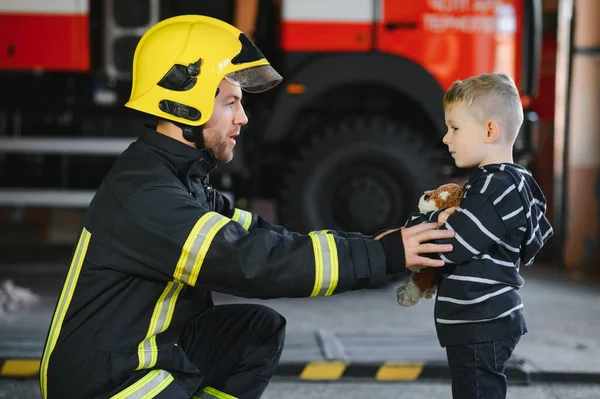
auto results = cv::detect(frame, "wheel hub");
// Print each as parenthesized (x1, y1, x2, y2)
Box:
(332, 170, 401, 233)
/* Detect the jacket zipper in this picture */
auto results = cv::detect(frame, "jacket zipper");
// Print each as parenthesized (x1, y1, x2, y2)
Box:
(202, 177, 215, 211)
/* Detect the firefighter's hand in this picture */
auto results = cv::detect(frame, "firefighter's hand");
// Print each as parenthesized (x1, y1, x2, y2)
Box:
(438, 207, 458, 224)
(400, 223, 453, 268)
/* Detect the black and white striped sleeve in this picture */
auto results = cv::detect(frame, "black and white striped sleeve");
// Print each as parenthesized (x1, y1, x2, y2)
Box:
(432, 174, 526, 265)
(434, 193, 508, 265)
(404, 210, 444, 228)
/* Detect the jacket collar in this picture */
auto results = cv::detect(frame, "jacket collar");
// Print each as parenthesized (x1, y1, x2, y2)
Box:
(136, 127, 218, 185)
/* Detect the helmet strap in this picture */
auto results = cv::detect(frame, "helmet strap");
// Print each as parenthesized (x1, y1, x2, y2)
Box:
(179, 123, 205, 148)
(166, 87, 222, 155)
(177, 123, 217, 163)
(181, 86, 221, 153)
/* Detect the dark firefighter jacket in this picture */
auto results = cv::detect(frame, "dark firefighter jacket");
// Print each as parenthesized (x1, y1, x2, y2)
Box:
(40, 128, 405, 398)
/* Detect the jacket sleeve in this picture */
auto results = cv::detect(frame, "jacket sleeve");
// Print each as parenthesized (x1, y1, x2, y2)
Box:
(214, 189, 374, 240)
(214, 189, 301, 237)
(113, 184, 390, 299)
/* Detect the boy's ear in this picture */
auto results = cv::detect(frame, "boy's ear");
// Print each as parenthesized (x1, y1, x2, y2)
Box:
(484, 120, 501, 143)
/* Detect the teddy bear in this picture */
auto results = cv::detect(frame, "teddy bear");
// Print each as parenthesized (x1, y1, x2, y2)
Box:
(396, 183, 463, 307)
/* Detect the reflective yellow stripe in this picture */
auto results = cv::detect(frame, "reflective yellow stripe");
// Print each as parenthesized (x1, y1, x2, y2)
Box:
(308, 232, 324, 297)
(40, 228, 91, 399)
(300, 361, 347, 380)
(173, 212, 229, 285)
(308, 232, 339, 297)
(231, 208, 252, 230)
(173, 213, 212, 283)
(192, 216, 229, 286)
(198, 386, 239, 399)
(324, 234, 339, 296)
(110, 369, 174, 399)
(376, 362, 423, 381)
(135, 213, 229, 370)
(232, 209, 241, 223)
(136, 282, 184, 370)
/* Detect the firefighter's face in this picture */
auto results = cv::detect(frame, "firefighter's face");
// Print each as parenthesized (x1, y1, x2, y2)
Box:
(202, 80, 248, 163)
(442, 102, 489, 168)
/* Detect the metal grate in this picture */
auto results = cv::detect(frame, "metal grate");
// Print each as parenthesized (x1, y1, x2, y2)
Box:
(104, 0, 160, 80)
(113, 1, 151, 27)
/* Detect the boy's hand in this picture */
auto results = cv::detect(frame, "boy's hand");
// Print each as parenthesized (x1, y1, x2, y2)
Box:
(438, 207, 458, 224)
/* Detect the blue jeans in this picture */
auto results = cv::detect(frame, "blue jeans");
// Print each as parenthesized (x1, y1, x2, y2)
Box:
(445, 336, 520, 399)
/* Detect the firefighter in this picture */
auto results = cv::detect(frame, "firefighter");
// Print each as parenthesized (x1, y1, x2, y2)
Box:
(40, 15, 454, 399)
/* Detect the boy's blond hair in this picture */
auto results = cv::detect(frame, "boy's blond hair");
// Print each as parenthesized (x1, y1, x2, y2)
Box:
(443, 73, 524, 142)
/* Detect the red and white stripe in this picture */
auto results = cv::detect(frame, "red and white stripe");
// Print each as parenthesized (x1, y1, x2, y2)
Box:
(0, 0, 88, 14)
(0, 0, 90, 71)
(282, 0, 375, 22)
(280, 0, 378, 52)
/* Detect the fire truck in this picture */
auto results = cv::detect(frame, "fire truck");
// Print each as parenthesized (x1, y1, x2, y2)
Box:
(0, 0, 541, 235)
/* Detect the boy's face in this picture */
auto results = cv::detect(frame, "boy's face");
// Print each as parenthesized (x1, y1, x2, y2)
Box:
(442, 102, 488, 168)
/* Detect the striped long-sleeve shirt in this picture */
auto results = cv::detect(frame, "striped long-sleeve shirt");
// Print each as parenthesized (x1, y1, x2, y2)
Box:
(406, 163, 553, 346)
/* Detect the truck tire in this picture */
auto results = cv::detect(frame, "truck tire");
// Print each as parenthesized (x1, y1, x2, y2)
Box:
(278, 116, 443, 235)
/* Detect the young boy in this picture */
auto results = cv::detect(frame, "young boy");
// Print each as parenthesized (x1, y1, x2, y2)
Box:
(405, 73, 553, 399)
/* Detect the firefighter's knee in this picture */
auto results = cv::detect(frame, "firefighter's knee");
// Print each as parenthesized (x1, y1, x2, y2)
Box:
(259, 306, 286, 357)
(251, 305, 287, 337)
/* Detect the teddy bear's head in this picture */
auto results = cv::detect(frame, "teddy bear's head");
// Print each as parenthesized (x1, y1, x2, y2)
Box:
(418, 183, 463, 213)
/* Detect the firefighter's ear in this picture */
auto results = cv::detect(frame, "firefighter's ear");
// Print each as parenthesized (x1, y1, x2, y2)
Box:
(484, 120, 501, 143)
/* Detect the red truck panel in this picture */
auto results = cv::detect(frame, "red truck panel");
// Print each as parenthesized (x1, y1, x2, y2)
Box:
(379, 0, 523, 91)
(0, 13, 89, 72)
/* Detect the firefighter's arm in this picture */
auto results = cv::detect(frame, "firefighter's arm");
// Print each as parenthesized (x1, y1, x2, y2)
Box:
(194, 216, 451, 297)
(197, 220, 390, 298)
(119, 184, 398, 298)
(213, 189, 367, 239)
(213, 189, 300, 237)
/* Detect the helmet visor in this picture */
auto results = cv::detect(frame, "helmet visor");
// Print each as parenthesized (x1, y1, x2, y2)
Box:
(225, 65, 283, 93)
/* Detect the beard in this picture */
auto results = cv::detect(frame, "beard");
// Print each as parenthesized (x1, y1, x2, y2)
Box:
(205, 135, 233, 163)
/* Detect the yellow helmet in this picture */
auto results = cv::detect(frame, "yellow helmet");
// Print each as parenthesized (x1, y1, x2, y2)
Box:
(125, 15, 282, 126)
